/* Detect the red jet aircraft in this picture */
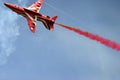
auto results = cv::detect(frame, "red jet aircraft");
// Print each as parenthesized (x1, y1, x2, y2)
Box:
(4, 0, 58, 33)
(4, 0, 120, 51)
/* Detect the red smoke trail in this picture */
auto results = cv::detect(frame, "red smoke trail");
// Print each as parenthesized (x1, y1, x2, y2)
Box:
(55, 23, 120, 51)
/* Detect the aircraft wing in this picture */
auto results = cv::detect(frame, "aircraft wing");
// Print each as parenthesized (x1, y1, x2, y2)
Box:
(24, 8, 57, 31)
(28, 0, 44, 13)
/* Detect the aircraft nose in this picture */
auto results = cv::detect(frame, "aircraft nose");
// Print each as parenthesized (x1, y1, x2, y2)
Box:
(4, 3, 9, 6)
(4, 3, 12, 8)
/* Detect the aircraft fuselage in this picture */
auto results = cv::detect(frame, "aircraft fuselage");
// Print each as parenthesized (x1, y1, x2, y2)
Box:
(4, 3, 53, 21)
(4, 3, 27, 17)
(4, 2, 57, 33)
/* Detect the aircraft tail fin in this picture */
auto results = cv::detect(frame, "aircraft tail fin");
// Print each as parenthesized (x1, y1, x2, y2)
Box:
(52, 16, 58, 21)
(50, 16, 58, 31)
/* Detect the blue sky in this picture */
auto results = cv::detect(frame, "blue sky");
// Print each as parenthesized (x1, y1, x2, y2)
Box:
(0, 0, 120, 80)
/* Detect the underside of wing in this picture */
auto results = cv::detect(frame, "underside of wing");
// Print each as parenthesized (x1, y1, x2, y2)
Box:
(27, 0, 44, 13)
(27, 18, 36, 33)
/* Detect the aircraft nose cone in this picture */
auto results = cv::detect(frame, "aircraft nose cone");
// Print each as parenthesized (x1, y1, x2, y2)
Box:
(4, 3, 8, 6)
(4, 3, 11, 8)
(4, 3, 14, 9)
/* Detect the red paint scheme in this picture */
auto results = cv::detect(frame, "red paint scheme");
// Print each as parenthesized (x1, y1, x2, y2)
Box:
(4, 0, 120, 51)
(56, 23, 120, 51)
(4, 0, 57, 33)
(28, 0, 43, 13)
